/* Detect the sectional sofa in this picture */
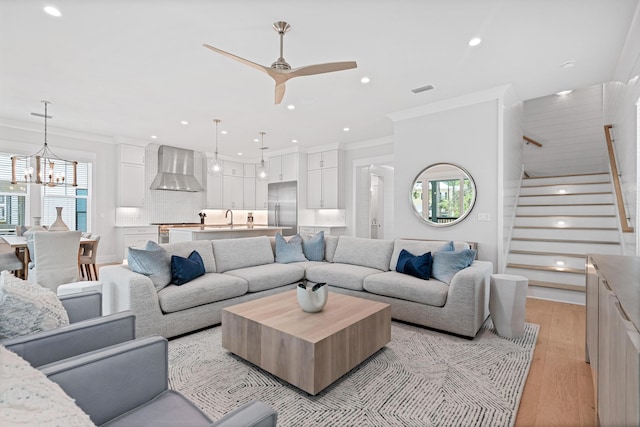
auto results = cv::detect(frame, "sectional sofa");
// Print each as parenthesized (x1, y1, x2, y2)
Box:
(100, 235, 492, 339)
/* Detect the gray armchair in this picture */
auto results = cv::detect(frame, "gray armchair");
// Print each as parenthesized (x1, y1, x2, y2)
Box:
(2, 291, 135, 367)
(41, 336, 278, 427)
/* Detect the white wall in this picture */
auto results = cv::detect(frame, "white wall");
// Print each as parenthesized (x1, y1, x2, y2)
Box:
(389, 91, 505, 270)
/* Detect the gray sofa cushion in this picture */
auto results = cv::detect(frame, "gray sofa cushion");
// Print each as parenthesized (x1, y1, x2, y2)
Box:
(213, 236, 274, 273)
(157, 274, 248, 314)
(305, 263, 383, 291)
(332, 236, 394, 271)
(324, 235, 339, 262)
(225, 263, 304, 293)
(389, 239, 469, 271)
(291, 260, 327, 271)
(363, 271, 449, 307)
(162, 240, 216, 273)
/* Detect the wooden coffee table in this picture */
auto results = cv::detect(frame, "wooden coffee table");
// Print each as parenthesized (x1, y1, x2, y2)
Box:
(222, 290, 391, 395)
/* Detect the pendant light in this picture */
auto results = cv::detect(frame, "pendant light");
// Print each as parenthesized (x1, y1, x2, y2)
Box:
(11, 100, 78, 187)
(256, 131, 269, 181)
(208, 118, 223, 175)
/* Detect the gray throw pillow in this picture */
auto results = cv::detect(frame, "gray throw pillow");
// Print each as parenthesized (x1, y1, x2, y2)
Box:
(302, 231, 325, 261)
(128, 240, 171, 291)
(431, 249, 477, 285)
(275, 233, 307, 263)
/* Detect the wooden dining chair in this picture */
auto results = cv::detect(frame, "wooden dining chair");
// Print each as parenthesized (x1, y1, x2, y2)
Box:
(79, 235, 100, 281)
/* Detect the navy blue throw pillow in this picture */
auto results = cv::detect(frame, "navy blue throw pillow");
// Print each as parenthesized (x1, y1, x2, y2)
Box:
(171, 250, 205, 286)
(396, 249, 432, 280)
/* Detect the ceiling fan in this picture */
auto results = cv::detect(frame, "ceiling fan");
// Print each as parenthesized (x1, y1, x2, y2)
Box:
(203, 21, 357, 104)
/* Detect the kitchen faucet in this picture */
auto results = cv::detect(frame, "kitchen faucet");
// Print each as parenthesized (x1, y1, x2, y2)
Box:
(225, 209, 233, 227)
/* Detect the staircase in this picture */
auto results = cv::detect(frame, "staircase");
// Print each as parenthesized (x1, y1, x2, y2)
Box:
(505, 172, 622, 299)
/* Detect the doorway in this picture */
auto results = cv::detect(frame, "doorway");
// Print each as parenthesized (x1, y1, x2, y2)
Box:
(352, 156, 394, 239)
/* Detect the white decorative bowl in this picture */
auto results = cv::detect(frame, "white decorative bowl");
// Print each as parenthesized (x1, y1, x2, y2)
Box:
(296, 282, 328, 313)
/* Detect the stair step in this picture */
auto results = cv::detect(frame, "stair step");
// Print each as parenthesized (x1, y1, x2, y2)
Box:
(512, 237, 619, 244)
(518, 193, 613, 205)
(510, 238, 621, 255)
(516, 204, 616, 215)
(507, 252, 586, 269)
(519, 183, 611, 196)
(514, 216, 618, 228)
(504, 266, 586, 286)
(507, 263, 584, 274)
(521, 180, 610, 189)
(511, 228, 619, 240)
(527, 280, 586, 292)
(523, 173, 609, 186)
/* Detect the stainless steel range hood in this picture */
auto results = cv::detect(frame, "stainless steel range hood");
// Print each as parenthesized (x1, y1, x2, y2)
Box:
(150, 145, 203, 192)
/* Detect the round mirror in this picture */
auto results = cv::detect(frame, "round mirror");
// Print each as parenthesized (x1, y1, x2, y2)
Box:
(410, 163, 476, 227)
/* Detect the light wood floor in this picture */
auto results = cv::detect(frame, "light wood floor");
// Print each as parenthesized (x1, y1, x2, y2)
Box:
(515, 298, 595, 427)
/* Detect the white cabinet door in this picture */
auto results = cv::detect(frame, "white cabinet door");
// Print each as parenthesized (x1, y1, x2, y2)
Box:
(120, 144, 145, 165)
(243, 176, 256, 210)
(268, 156, 282, 182)
(206, 173, 223, 208)
(255, 178, 268, 209)
(281, 153, 297, 181)
(321, 150, 338, 169)
(307, 169, 322, 208)
(625, 328, 640, 427)
(307, 152, 322, 171)
(244, 163, 256, 178)
(225, 161, 242, 177)
(119, 163, 145, 207)
(321, 167, 339, 208)
(223, 176, 243, 209)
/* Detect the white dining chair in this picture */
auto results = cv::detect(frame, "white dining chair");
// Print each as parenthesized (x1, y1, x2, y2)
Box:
(0, 252, 23, 276)
(28, 230, 82, 292)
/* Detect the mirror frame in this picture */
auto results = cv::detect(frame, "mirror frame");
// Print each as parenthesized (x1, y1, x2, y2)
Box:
(410, 162, 477, 227)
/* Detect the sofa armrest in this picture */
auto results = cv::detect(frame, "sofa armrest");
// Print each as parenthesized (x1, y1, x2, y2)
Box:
(2, 311, 135, 367)
(40, 336, 169, 426)
(447, 260, 492, 331)
(60, 290, 102, 322)
(211, 400, 278, 427)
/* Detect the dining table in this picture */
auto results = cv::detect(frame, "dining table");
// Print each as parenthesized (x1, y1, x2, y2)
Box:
(2, 235, 97, 280)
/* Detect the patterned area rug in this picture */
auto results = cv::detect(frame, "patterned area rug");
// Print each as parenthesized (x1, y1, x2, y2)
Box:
(168, 319, 539, 427)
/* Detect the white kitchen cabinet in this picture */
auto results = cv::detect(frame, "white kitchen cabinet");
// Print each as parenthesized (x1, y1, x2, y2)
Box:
(223, 175, 243, 209)
(243, 176, 256, 210)
(255, 178, 267, 209)
(119, 225, 157, 260)
(224, 161, 243, 177)
(244, 163, 256, 178)
(206, 173, 223, 208)
(586, 255, 640, 427)
(268, 153, 298, 182)
(118, 144, 145, 207)
(307, 149, 343, 209)
(298, 226, 346, 236)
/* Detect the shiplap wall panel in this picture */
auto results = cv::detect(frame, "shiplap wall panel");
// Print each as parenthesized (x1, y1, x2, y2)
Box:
(523, 84, 608, 176)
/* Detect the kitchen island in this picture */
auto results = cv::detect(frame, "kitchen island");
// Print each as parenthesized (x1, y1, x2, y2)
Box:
(168, 225, 289, 243)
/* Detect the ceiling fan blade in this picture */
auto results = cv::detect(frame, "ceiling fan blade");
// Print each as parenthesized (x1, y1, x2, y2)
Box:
(202, 43, 272, 76)
(287, 61, 357, 78)
(274, 82, 287, 104)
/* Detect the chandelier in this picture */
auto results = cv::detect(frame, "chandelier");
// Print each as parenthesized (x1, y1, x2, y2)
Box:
(256, 131, 269, 181)
(11, 101, 78, 187)
(208, 118, 223, 175)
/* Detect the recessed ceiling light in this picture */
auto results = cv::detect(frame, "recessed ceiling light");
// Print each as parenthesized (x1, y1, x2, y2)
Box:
(343, 127, 350, 132)
(561, 60, 576, 69)
(150, 135, 158, 139)
(468, 37, 482, 47)
(292, 139, 298, 143)
(287, 104, 295, 110)
(555, 90, 573, 96)
(253, 138, 259, 142)
(44, 6, 61, 17)
(221, 130, 227, 135)
(237, 152, 243, 156)
(360, 76, 370, 84)
(180, 120, 189, 125)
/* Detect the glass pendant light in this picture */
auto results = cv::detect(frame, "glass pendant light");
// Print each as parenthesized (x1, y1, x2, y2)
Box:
(208, 118, 223, 175)
(256, 131, 269, 181)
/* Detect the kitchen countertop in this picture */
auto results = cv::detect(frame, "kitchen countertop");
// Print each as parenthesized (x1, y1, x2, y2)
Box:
(169, 225, 289, 232)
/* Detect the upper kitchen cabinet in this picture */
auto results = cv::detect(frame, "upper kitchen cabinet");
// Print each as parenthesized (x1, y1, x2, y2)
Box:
(206, 171, 223, 209)
(268, 153, 298, 183)
(118, 144, 145, 207)
(307, 149, 344, 209)
(224, 161, 243, 177)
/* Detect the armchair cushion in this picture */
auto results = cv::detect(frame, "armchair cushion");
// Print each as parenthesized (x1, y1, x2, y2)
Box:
(0, 345, 95, 426)
(0, 271, 69, 339)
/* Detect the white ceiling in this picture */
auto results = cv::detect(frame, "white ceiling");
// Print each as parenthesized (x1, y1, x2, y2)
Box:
(0, 0, 638, 160)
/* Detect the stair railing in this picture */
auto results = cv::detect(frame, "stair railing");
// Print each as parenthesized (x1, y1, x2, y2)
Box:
(604, 124, 634, 233)
(523, 136, 543, 147)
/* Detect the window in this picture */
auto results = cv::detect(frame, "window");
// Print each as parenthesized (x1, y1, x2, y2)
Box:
(41, 162, 91, 232)
(0, 153, 28, 234)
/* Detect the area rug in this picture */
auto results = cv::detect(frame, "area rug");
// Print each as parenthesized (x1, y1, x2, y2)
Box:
(168, 319, 539, 427)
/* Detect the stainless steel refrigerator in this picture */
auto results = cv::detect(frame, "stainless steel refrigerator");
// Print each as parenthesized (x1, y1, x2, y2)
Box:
(268, 181, 297, 236)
